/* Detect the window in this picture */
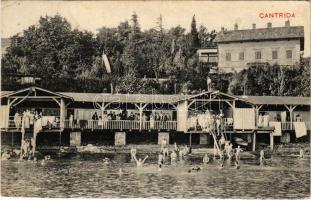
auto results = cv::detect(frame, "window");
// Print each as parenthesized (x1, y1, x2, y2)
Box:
(239, 52, 244, 60)
(255, 51, 261, 60)
(225, 53, 231, 61)
(286, 50, 292, 59)
(272, 50, 278, 59)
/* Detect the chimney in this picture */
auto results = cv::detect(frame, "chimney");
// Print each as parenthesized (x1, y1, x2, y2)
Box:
(234, 24, 238, 30)
(252, 24, 256, 29)
(285, 20, 290, 27)
(267, 22, 272, 28)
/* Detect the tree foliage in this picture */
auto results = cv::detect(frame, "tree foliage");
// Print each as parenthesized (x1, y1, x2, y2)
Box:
(228, 59, 310, 96)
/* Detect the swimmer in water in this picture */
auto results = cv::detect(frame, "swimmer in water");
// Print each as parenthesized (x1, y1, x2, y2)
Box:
(234, 161, 240, 169)
(118, 168, 123, 175)
(179, 149, 184, 160)
(41, 159, 46, 165)
(158, 153, 164, 165)
(1, 150, 11, 160)
(299, 148, 304, 158)
(171, 151, 177, 162)
(188, 166, 201, 173)
(219, 162, 224, 169)
(213, 146, 217, 160)
(235, 145, 243, 161)
(103, 157, 110, 165)
(174, 142, 179, 152)
(259, 150, 265, 166)
(158, 164, 162, 171)
(163, 147, 169, 157)
(134, 155, 149, 167)
(227, 143, 233, 160)
(203, 153, 210, 164)
(219, 150, 224, 161)
(130, 147, 137, 161)
(191, 166, 201, 172)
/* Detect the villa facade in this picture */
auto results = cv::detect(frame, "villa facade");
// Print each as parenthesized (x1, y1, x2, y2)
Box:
(214, 21, 304, 73)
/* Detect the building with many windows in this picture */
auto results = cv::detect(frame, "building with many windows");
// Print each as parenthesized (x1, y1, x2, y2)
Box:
(214, 21, 304, 73)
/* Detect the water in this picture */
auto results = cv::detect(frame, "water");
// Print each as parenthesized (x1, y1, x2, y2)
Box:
(1, 153, 310, 198)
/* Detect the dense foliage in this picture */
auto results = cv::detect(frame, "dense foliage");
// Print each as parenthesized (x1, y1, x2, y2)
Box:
(228, 59, 311, 96)
(1, 14, 310, 96)
(2, 14, 216, 93)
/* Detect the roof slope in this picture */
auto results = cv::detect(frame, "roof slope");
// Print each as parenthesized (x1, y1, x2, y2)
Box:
(60, 92, 186, 104)
(1, 87, 73, 100)
(240, 96, 310, 106)
(1, 87, 310, 106)
(215, 26, 304, 43)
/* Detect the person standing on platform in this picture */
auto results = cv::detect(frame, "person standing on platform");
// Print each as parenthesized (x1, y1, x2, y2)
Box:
(69, 113, 74, 128)
(150, 114, 155, 129)
(14, 112, 21, 129)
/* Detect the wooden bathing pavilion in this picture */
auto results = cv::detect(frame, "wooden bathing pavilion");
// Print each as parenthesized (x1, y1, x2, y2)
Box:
(1, 87, 310, 153)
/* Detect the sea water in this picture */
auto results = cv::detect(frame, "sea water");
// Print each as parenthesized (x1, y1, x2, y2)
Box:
(1, 153, 310, 198)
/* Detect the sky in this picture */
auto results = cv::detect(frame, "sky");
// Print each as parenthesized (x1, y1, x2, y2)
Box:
(1, 1, 310, 56)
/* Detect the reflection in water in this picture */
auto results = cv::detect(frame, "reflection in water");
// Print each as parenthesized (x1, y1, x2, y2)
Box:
(1, 153, 310, 198)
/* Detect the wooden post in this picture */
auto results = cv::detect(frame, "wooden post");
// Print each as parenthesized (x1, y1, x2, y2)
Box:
(32, 130, 37, 156)
(232, 100, 236, 129)
(11, 132, 14, 151)
(59, 131, 62, 148)
(101, 102, 104, 129)
(7, 98, 10, 129)
(139, 106, 143, 130)
(60, 98, 66, 128)
(289, 106, 293, 130)
(285, 105, 296, 130)
(270, 132, 274, 150)
(252, 132, 256, 151)
(255, 105, 263, 128)
(189, 133, 192, 147)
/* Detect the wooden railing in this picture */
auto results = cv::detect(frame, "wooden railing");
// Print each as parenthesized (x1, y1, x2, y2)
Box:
(272, 121, 311, 131)
(280, 122, 292, 131)
(64, 120, 177, 130)
(2, 117, 60, 130)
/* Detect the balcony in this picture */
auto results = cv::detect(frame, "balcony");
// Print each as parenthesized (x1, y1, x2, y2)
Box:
(64, 120, 177, 131)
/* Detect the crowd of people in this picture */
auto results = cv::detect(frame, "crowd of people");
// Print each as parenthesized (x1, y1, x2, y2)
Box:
(129, 139, 192, 171)
(68, 110, 173, 129)
(188, 110, 227, 135)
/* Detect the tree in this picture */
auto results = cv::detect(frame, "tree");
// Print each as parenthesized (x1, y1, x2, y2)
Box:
(198, 25, 217, 48)
(130, 12, 141, 40)
(115, 69, 141, 93)
(2, 14, 100, 91)
(190, 15, 200, 49)
(2, 13, 217, 94)
(227, 60, 311, 96)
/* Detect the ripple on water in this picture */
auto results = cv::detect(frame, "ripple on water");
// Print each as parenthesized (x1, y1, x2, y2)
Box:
(1, 154, 310, 198)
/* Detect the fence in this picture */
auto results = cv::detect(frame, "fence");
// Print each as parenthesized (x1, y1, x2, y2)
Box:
(64, 120, 177, 131)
